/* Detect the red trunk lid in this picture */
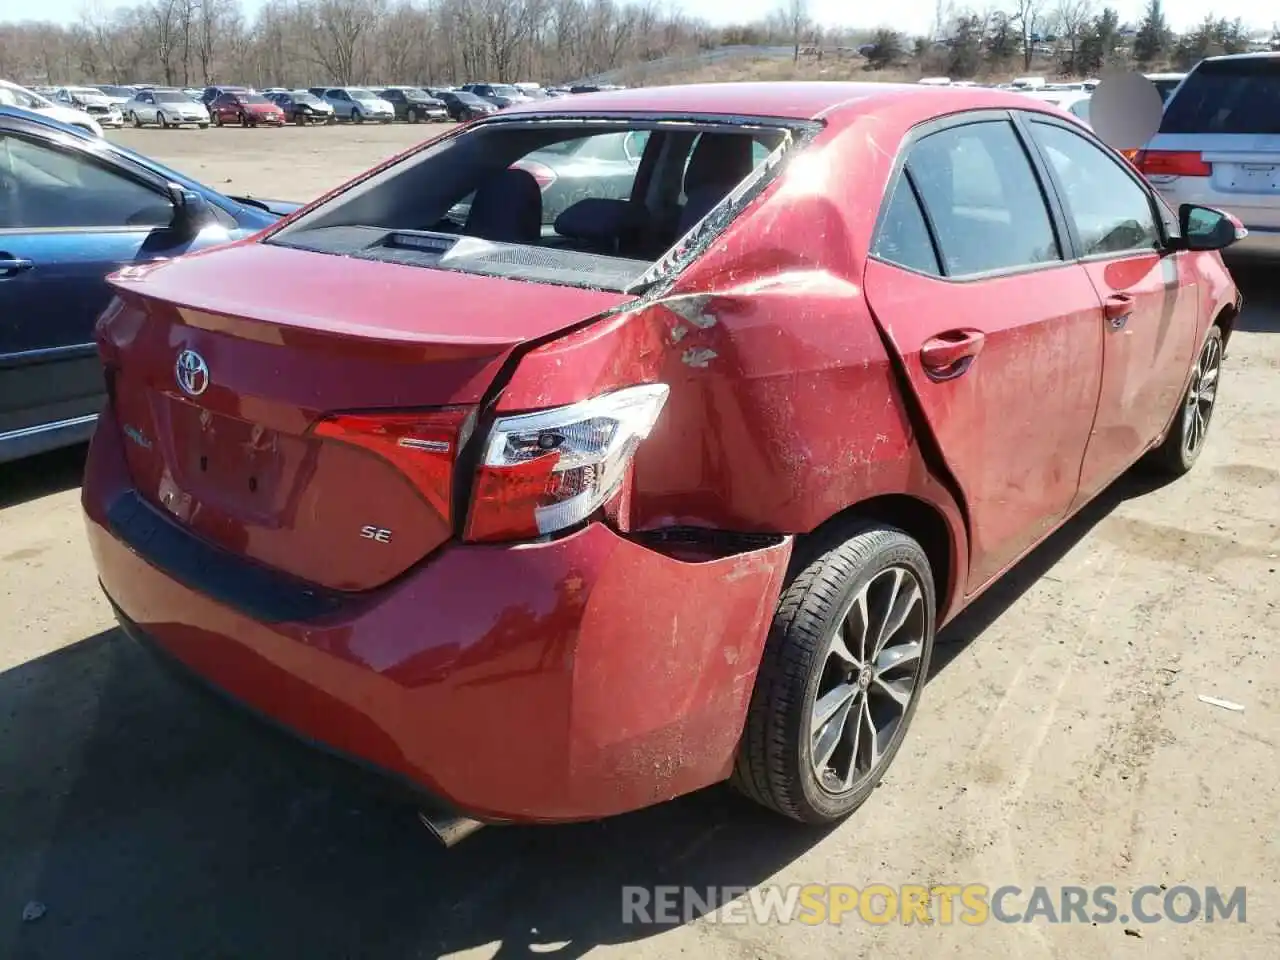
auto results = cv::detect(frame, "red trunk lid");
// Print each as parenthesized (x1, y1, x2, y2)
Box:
(100, 243, 632, 591)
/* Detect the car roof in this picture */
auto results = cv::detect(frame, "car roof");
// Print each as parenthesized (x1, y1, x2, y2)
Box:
(1202, 51, 1280, 62)
(497, 81, 1059, 122)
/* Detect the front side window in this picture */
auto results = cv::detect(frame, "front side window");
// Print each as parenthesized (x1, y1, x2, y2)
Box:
(1029, 120, 1160, 256)
(0, 134, 171, 230)
(907, 120, 1061, 276)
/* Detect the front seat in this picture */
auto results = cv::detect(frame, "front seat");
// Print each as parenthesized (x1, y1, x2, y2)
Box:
(676, 134, 757, 235)
(466, 168, 543, 244)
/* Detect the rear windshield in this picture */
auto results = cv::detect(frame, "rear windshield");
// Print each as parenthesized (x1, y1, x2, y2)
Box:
(97, 85, 133, 97)
(242, 94, 271, 104)
(154, 91, 188, 103)
(267, 119, 798, 293)
(1161, 58, 1280, 134)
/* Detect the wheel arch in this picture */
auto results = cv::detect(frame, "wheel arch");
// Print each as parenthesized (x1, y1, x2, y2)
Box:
(1212, 297, 1240, 349)
(792, 491, 968, 627)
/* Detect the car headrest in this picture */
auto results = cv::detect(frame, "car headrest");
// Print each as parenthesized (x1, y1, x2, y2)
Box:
(554, 198, 648, 246)
(465, 168, 542, 244)
(684, 133, 756, 196)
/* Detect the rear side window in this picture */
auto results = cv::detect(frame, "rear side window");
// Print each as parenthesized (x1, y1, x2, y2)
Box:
(872, 176, 941, 276)
(907, 120, 1061, 276)
(1161, 58, 1280, 134)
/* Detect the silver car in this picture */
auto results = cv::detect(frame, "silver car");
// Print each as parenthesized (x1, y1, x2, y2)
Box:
(1135, 53, 1280, 255)
(124, 88, 211, 128)
(54, 86, 125, 127)
(322, 87, 394, 123)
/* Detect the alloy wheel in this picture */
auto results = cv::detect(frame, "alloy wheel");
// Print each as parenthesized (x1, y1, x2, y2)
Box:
(1183, 333, 1221, 458)
(809, 565, 927, 795)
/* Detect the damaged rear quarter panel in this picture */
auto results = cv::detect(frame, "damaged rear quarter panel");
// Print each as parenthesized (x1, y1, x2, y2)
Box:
(496, 184, 954, 538)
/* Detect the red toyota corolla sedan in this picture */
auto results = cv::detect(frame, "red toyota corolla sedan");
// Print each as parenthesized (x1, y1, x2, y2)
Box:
(83, 82, 1242, 844)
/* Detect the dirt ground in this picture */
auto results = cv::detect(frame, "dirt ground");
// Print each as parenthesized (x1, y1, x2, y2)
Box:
(1, 125, 1278, 960)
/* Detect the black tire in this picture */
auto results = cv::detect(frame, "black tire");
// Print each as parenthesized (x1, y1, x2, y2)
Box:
(198, 122, 209, 129)
(407, 108, 418, 124)
(130, 111, 142, 128)
(159, 111, 169, 128)
(352, 108, 363, 124)
(731, 524, 936, 824)
(1147, 324, 1224, 477)
(213, 111, 223, 127)
(295, 111, 306, 126)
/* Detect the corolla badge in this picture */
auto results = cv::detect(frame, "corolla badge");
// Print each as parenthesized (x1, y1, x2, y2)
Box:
(175, 349, 210, 397)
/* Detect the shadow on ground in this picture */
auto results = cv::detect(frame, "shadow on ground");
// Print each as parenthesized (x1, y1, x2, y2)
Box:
(0, 445, 87, 511)
(1225, 256, 1280, 334)
(0, 462, 1179, 960)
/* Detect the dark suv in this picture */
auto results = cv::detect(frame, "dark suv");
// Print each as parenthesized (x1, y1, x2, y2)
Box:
(376, 87, 449, 123)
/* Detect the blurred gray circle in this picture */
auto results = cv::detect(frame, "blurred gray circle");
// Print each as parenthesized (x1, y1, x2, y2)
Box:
(1090, 72, 1164, 150)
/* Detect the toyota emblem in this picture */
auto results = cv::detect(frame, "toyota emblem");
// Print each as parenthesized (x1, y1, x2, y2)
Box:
(175, 349, 210, 397)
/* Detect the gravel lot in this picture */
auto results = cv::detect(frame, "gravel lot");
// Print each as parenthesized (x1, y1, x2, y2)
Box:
(1, 125, 1278, 959)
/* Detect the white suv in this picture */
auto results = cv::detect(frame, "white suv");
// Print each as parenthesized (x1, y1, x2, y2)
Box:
(1133, 53, 1280, 256)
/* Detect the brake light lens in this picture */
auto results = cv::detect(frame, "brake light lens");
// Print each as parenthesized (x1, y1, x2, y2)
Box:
(312, 408, 473, 519)
(464, 384, 670, 542)
(1133, 150, 1212, 177)
(510, 158, 557, 191)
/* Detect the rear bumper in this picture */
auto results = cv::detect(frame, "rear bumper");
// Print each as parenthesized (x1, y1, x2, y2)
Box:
(82, 410, 790, 823)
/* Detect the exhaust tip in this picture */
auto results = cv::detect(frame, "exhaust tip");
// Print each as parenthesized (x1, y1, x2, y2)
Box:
(418, 810, 485, 847)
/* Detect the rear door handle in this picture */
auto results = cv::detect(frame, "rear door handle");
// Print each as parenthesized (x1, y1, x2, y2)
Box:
(920, 329, 986, 380)
(1104, 293, 1134, 329)
(0, 255, 33, 278)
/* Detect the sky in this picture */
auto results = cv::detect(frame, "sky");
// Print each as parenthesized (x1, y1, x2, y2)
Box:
(25, 0, 1278, 37)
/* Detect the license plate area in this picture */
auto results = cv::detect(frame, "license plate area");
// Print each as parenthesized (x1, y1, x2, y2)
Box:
(165, 396, 290, 519)
(1215, 162, 1280, 194)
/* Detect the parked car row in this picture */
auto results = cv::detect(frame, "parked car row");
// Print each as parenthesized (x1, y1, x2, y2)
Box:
(12, 79, 624, 134)
(0, 79, 112, 135)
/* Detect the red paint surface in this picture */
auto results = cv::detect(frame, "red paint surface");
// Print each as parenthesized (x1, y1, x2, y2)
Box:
(85, 413, 790, 820)
(83, 84, 1241, 822)
(210, 95, 285, 125)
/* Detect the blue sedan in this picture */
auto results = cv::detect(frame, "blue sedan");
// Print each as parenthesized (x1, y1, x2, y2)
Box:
(0, 106, 301, 464)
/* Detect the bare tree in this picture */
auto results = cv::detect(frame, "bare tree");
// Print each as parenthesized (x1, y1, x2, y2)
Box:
(1011, 0, 1045, 71)
(780, 0, 807, 62)
(1052, 0, 1095, 73)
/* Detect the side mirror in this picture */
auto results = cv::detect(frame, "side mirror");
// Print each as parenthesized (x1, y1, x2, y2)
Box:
(166, 182, 215, 238)
(1175, 203, 1246, 252)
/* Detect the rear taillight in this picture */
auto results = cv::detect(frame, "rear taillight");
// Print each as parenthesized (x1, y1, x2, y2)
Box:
(463, 384, 670, 543)
(312, 408, 473, 519)
(1133, 150, 1211, 177)
(510, 159, 557, 191)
